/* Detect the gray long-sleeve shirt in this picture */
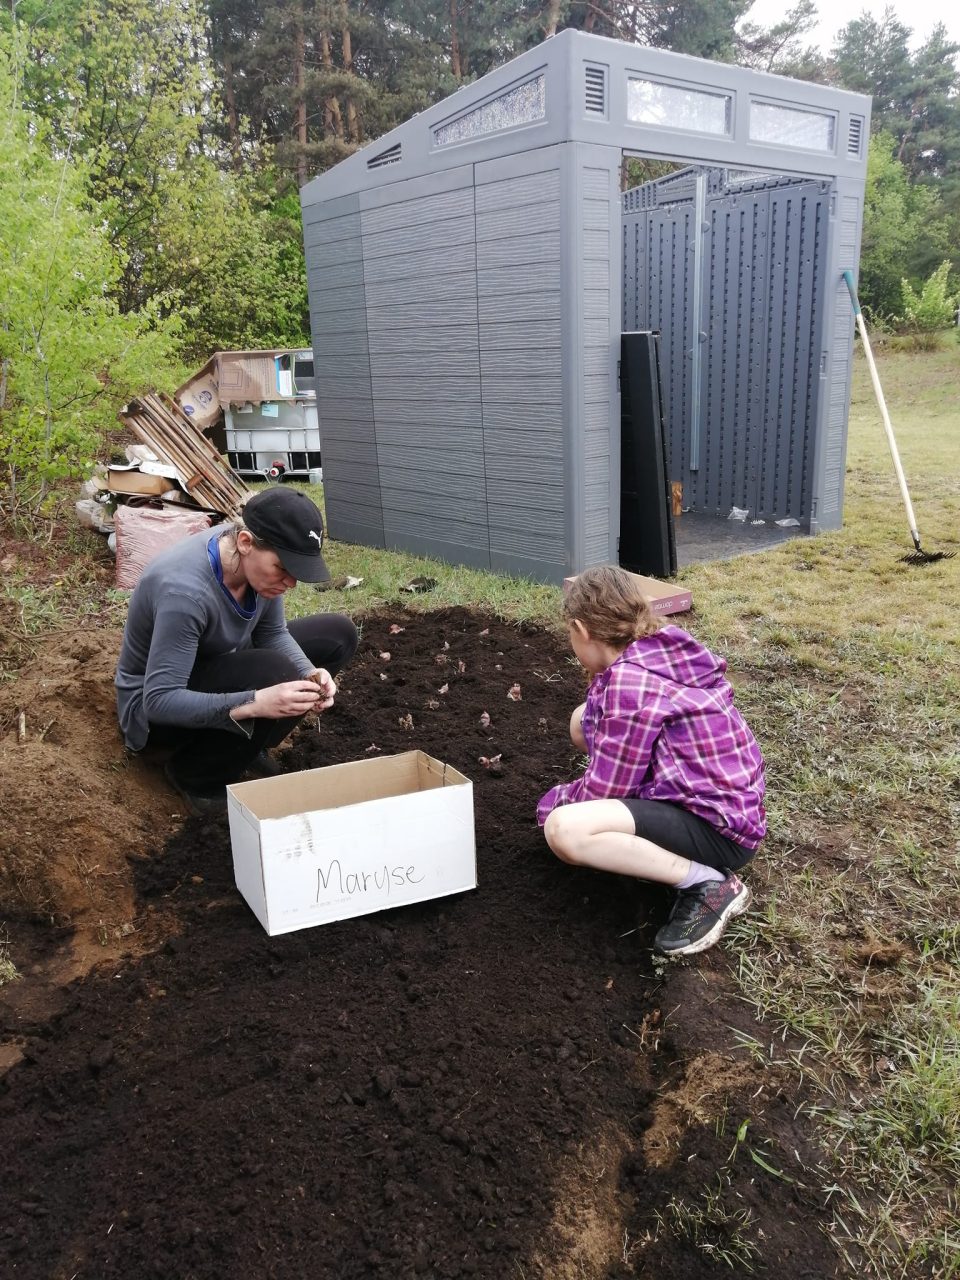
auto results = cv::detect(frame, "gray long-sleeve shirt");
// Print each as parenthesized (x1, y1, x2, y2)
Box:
(115, 527, 313, 751)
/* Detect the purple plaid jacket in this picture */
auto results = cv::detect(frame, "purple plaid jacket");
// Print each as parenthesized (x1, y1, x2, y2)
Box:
(537, 626, 766, 850)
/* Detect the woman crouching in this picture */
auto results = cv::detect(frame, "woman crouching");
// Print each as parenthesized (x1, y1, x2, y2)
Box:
(116, 487, 358, 815)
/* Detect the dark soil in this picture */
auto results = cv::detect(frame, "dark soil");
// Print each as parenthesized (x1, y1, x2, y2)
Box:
(1, 607, 844, 1279)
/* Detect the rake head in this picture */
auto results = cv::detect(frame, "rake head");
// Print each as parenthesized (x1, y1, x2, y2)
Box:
(901, 548, 956, 566)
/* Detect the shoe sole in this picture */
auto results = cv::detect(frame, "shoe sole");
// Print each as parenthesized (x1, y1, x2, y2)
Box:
(657, 884, 753, 958)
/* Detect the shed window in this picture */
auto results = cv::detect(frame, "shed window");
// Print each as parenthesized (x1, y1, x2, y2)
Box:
(433, 75, 546, 147)
(626, 78, 731, 135)
(749, 101, 835, 152)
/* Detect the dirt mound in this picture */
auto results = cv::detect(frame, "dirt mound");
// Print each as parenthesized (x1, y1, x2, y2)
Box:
(0, 625, 179, 965)
(0, 608, 844, 1278)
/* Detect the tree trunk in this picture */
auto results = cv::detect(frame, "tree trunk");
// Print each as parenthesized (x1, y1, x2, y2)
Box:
(294, 11, 309, 187)
(450, 0, 462, 81)
(223, 53, 241, 171)
(542, 0, 562, 39)
(582, 0, 614, 35)
(320, 31, 344, 141)
(341, 21, 359, 144)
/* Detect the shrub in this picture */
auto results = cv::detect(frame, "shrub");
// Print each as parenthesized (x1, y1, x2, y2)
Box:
(900, 262, 957, 335)
(0, 39, 181, 521)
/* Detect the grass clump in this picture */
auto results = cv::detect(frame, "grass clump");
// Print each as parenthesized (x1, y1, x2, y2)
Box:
(655, 1178, 761, 1271)
(0, 929, 18, 987)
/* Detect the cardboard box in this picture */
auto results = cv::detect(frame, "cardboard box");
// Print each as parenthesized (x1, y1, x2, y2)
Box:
(562, 571, 692, 616)
(226, 751, 476, 936)
(106, 465, 174, 497)
(174, 363, 222, 430)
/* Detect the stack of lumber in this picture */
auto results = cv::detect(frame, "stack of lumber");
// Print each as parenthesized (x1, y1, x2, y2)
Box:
(119, 392, 248, 519)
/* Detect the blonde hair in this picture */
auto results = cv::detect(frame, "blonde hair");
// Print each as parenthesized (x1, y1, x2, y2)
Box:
(220, 516, 271, 571)
(224, 515, 270, 551)
(562, 565, 659, 647)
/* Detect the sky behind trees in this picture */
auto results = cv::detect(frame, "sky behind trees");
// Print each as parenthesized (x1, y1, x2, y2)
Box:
(742, 0, 960, 55)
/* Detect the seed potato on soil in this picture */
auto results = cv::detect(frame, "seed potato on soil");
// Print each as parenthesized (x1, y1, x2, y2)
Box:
(0, 607, 843, 1279)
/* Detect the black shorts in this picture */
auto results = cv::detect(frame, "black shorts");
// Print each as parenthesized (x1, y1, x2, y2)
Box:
(618, 798, 755, 872)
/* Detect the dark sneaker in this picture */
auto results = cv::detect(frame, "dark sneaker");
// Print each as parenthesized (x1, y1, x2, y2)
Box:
(245, 751, 282, 779)
(654, 874, 752, 957)
(163, 763, 227, 818)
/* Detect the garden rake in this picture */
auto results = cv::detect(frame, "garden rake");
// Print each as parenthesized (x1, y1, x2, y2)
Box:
(842, 270, 954, 565)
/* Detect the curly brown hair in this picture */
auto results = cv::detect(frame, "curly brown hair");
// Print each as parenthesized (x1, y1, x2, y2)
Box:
(562, 565, 659, 648)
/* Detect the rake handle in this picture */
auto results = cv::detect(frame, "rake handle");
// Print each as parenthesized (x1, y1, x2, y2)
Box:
(842, 270, 922, 554)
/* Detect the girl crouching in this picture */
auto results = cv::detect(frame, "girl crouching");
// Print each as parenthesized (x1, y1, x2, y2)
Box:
(538, 565, 765, 957)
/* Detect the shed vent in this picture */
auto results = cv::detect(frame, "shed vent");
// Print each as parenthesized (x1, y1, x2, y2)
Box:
(367, 142, 402, 170)
(585, 64, 607, 116)
(847, 116, 864, 159)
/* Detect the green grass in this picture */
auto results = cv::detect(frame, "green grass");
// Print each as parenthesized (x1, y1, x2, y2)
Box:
(655, 1179, 761, 1271)
(708, 346, 960, 1278)
(0, 539, 128, 640)
(282, 536, 563, 630)
(280, 483, 563, 630)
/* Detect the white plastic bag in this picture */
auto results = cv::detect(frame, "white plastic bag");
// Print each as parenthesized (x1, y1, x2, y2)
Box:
(75, 498, 113, 533)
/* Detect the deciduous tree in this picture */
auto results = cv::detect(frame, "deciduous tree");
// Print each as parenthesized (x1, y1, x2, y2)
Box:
(0, 39, 180, 517)
(858, 133, 951, 318)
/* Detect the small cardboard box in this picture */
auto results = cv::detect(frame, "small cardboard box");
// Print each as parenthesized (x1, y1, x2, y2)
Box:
(106, 465, 172, 497)
(562, 571, 692, 616)
(226, 751, 476, 936)
(175, 370, 222, 431)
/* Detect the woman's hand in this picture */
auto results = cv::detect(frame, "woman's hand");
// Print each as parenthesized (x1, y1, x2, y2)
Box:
(230, 679, 329, 722)
(306, 668, 336, 711)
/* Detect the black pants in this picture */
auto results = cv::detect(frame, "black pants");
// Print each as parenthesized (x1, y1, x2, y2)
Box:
(619, 798, 755, 872)
(148, 614, 358, 793)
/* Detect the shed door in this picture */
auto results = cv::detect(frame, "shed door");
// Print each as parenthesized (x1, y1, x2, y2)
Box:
(623, 170, 830, 523)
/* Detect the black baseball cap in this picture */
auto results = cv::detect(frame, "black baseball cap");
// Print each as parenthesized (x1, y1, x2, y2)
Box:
(242, 488, 331, 583)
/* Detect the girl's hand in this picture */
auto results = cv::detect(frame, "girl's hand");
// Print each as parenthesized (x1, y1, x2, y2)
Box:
(570, 702, 587, 751)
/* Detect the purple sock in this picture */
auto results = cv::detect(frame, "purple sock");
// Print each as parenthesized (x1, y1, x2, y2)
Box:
(676, 861, 725, 890)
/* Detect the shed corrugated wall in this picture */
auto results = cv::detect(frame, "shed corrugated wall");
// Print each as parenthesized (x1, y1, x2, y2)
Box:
(581, 159, 616, 567)
(302, 196, 383, 547)
(303, 144, 608, 583)
(477, 154, 565, 576)
(622, 171, 831, 524)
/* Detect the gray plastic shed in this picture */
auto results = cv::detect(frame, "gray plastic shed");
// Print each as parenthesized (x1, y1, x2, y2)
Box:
(300, 29, 871, 583)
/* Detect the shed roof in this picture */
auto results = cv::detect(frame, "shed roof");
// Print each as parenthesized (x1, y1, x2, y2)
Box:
(302, 29, 870, 209)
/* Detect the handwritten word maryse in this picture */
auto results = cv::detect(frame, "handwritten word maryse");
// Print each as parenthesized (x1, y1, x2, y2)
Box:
(316, 859, 425, 904)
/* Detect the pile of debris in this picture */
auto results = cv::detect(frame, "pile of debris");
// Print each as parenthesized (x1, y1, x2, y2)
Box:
(77, 391, 250, 588)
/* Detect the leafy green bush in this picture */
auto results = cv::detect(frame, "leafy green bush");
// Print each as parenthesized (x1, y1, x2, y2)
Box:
(859, 135, 952, 319)
(900, 262, 957, 335)
(0, 38, 181, 520)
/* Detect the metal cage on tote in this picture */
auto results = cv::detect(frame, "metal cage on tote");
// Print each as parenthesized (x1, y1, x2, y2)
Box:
(300, 29, 871, 583)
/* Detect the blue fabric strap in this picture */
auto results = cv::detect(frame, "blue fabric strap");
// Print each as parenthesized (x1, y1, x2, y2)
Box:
(207, 532, 257, 619)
